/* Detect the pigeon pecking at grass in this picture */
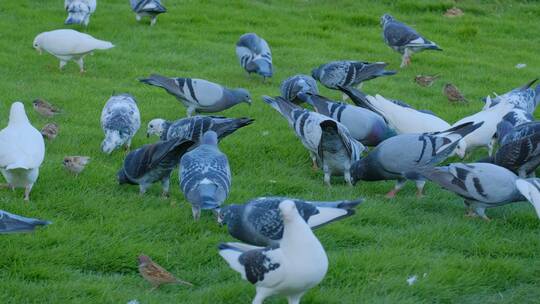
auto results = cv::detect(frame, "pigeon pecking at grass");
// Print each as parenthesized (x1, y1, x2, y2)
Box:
(280, 74, 319, 104)
(0, 210, 51, 234)
(218, 196, 363, 246)
(64, 0, 96, 27)
(236, 33, 273, 80)
(130, 0, 167, 26)
(139, 74, 251, 117)
(100, 94, 141, 154)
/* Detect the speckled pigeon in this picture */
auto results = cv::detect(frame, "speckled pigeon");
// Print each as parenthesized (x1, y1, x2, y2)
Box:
(236, 33, 272, 79)
(351, 122, 482, 198)
(100, 94, 140, 154)
(280, 74, 319, 104)
(0, 210, 51, 234)
(180, 131, 231, 221)
(64, 0, 96, 26)
(381, 14, 442, 67)
(117, 137, 195, 197)
(130, 0, 166, 26)
(219, 196, 363, 246)
(483, 79, 540, 114)
(218, 200, 328, 304)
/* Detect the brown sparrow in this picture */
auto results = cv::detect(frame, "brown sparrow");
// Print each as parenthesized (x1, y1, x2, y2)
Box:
(443, 83, 468, 103)
(32, 99, 62, 118)
(138, 255, 193, 290)
(41, 123, 59, 140)
(63, 156, 90, 175)
(444, 7, 464, 18)
(414, 75, 439, 87)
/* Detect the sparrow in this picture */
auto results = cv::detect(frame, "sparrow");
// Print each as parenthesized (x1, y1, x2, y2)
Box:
(32, 99, 62, 118)
(41, 123, 59, 140)
(138, 255, 193, 290)
(444, 7, 464, 18)
(63, 156, 90, 175)
(443, 83, 468, 103)
(414, 74, 440, 87)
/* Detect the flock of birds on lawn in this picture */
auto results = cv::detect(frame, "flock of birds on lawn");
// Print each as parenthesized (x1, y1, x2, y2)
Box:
(2, 1, 540, 303)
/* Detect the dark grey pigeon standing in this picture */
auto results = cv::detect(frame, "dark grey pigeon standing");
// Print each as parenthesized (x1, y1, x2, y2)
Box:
(130, 0, 166, 26)
(219, 196, 363, 246)
(483, 79, 540, 114)
(180, 131, 231, 221)
(351, 122, 483, 198)
(280, 74, 319, 104)
(139, 74, 251, 117)
(117, 137, 195, 197)
(381, 14, 442, 68)
(146, 116, 254, 142)
(236, 33, 272, 80)
(100, 94, 141, 154)
(0, 210, 51, 234)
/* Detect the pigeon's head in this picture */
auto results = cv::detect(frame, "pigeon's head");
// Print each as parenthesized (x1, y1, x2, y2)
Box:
(279, 200, 298, 222)
(454, 139, 467, 159)
(233, 88, 252, 105)
(311, 66, 322, 81)
(116, 168, 129, 185)
(147, 118, 166, 138)
(33, 33, 44, 54)
(101, 131, 124, 155)
(9, 102, 29, 125)
(380, 14, 394, 27)
(350, 159, 367, 186)
(201, 131, 218, 146)
(217, 205, 237, 226)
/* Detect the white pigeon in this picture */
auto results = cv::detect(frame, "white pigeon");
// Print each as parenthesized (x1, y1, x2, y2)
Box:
(365, 94, 450, 134)
(0, 102, 45, 201)
(64, 0, 97, 27)
(33, 29, 114, 73)
(453, 99, 514, 158)
(218, 200, 328, 304)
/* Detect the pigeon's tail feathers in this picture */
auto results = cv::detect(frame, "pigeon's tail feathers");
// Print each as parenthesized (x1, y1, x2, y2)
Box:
(198, 181, 219, 209)
(139, 74, 181, 96)
(362, 62, 397, 77)
(262, 96, 300, 119)
(6, 162, 30, 170)
(65, 14, 85, 25)
(218, 243, 246, 275)
(308, 198, 364, 229)
(337, 86, 370, 109)
(520, 78, 539, 90)
(437, 121, 484, 142)
(94, 40, 115, 50)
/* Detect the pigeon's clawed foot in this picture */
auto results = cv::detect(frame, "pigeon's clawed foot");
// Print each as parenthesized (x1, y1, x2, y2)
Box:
(24, 185, 33, 201)
(464, 210, 478, 218)
(192, 207, 201, 221)
(416, 190, 425, 199)
(161, 191, 170, 199)
(311, 159, 319, 171)
(385, 189, 397, 199)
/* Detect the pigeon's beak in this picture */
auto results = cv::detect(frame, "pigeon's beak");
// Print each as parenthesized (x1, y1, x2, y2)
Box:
(247, 99, 252, 106)
(146, 132, 150, 138)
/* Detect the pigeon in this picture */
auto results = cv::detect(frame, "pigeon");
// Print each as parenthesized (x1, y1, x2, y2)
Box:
(64, 0, 97, 27)
(0, 210, 51, 234)
(497, 121, 540, 146)
(351, 122, 482, 198)
(311, 61, 396, 95)
(138, 255, 193, 290)
(453, 100, 514, 158)
(218, 196, 363, 246)
(118, 137, 195, 197)
(180, 131, 231, 221)
(41, 123, 59, 140)
(33, 29, 114, 73)
(341, 88, 450, 134)
(262, 96, 365, 185)
(63, 156, 90, 175)
(0, 102, 45, 201)
(417, 163, 525, 220)
(146, 116, 254, 142)
(414, 74, 439, 87)
(280, 74, 319, 104)
(218, 200, 328, 304)
(483, 79, 540, 114)
(236, 33, 272, 80)
(381, 14, 442, 68)
(443, 83, 468, 103)
(299, 92, 396, 146)
(515, 178, 540, 220)
(100, 94, 141, 154)
(139, 74, 251, 117)
(32, 99, 62, 118)
(130, 0, 167, 26)
(500, 108, 533, 128)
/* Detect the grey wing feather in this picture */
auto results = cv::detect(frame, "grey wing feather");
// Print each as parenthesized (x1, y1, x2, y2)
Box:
(0, 210, 51, 234)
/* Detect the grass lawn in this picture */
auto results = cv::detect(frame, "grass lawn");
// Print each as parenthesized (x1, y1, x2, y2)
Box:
(2, 0, 540, 303)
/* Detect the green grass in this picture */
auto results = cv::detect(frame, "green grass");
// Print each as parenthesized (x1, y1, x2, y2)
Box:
(2, 0, 540, 303)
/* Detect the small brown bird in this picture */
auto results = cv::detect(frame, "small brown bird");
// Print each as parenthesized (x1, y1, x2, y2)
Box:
(415, 74, 440, 87)
(444, 7, 464, 18)
(63, 156, 90, 175)
(443, 83, 468, 103)
(32, 99, 62, 118)
(41, 123, 59, 140)
(138, 255, 193, 290)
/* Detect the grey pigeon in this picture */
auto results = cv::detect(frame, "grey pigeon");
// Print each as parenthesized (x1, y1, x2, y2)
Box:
(280, 74, 319, 104)
(117, 137, 195, 197)
(139, 74, 251, 117)
(236, 33, 272, 79)
(100, 94, 141, 154)
(218, 196, 363, 246)
(263, 96, 365, 185)
(500, 108, 533, 128)
(146, 115, 254, 142)
(351, 122, 482, 198)
(417, 163, 524, 220)
(311, 61, 396, 94)
(515, 178, 540, 220)
(130, 0, 166, 26)
(218, 200, 328, 304)
(0, 210, 51, 234)
(64, 0, 96, 27)
(180, 131, 231, 221)
(299, 92, 396, 146)
(381, 14, 442, 68)
(483, 79, 540, 114)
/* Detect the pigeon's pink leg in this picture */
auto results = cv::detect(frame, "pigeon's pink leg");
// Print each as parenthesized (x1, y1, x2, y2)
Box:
(385, 180, 406, 198)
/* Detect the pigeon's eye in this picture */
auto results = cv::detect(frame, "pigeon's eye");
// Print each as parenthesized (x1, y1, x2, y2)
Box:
(149, 124, 153, 128)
